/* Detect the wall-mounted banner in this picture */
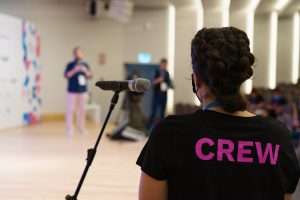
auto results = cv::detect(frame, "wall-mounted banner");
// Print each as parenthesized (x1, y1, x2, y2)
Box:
(0, 13, 41, 130)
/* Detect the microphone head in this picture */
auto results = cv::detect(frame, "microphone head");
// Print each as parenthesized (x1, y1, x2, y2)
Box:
(133, 78, 151, 92)
(95, 78, 151, 92)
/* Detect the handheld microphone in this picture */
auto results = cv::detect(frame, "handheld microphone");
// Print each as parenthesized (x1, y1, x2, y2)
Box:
(95, 78, 151, 93)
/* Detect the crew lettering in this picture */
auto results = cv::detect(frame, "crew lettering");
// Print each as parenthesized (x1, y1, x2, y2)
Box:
(195, 138, 214, 160)
(217, 139, 235, 161)
(195, 138, 280, 165)
(255, 142, 280, 165)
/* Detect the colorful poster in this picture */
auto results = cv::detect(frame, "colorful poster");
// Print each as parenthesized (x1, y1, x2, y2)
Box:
(0, 13, 41, 130)
(22, 21, 41, 125)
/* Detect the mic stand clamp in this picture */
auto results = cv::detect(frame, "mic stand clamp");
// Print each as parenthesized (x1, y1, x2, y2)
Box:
(65, 90, 121, 200)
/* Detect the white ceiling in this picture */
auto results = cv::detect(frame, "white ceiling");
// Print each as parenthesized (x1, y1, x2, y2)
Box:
(2, 0, 299, 16)
(255, 0, 300, 16)
(281, 0, 300, 17)
(132, 0, 300, 16)
(256, 0, 281, 14)
(230, 0, 253, 12)
(132, 0, 195, 8)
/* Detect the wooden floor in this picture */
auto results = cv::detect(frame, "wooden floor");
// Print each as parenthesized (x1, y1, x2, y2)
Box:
(0, 121, 145, 200)
(0, 121, 299, 200)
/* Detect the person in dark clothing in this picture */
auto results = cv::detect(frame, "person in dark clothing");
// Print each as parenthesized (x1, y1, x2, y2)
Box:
(267, 88, 289, 119)
(146, 58, 173, 131)
(271, 88, 288, 108)
(248, 87, 267, 116)
(249, 87, 264, 105)
(137, 27, 300, 200)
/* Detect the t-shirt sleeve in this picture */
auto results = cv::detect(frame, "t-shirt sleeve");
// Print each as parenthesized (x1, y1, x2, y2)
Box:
(278, 127, 300, 194)
(64, 63, 72, 78)
(154, 69, 160, 79)
(136, 119, 173, 180)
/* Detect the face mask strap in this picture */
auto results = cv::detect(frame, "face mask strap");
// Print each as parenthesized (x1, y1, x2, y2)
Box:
(191, 74, 203, 103)
(191, 74, 197, 94)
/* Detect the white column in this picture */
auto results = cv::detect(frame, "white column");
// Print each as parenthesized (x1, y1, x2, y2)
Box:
(194, 0, 204, 105)
(292, 12, 300, 83)
(230, 0, 260, 94)
(268, 11, 278, 89)
(277, 16, 293, 84)
(173, 3, 202, 107)
(222, 0, 231, 26)
(253, 0, 292, 88)
(167, 4, 175, 114)
(202, 0, 230, 27)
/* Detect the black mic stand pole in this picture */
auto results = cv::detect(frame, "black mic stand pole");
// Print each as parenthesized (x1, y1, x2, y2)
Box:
(65, 90, 121, 200)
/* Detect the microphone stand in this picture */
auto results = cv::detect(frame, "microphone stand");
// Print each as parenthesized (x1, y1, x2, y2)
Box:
(65, 90, 121, 200)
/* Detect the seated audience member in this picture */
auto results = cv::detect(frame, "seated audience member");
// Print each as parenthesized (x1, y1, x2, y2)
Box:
(248, 87, 266, 116)
(249, 87, 264, 105)
(267, 88, 288, 119)
(271, 88, 288, 108)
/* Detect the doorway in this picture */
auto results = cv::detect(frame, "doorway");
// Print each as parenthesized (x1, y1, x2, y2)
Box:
(124, 63, 159, 118)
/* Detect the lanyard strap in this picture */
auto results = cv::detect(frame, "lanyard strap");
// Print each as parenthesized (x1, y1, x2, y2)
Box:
(204, 101, 221, 110)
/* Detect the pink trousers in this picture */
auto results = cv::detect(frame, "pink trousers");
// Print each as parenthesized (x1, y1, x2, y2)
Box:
(66, 92, 88, 133)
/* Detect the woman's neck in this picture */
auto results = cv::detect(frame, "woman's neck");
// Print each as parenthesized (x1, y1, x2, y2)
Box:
(203, 98, 255, 117)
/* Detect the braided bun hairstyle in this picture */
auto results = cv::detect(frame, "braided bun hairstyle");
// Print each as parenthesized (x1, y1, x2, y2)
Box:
(191, 27, 255, 113)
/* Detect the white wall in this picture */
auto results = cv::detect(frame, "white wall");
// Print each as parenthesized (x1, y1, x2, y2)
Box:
(123, 9, 168, 63)
(0, 0, 124, 118)
(230, 12, 247, 30)
(203, 11, 223, 27)
(230, 11, 251, 93)
(174, 6, 198, 105)
(298, 16, 300, 81)
(0, 0, 186, 118)
(124, 6, 198, 106)
(253, 14, 271, 88)
(201, 0, 224, 27)
(253, 13, 299, 88)
(0, 0, 187, 119)
(277, 16, 293, 84)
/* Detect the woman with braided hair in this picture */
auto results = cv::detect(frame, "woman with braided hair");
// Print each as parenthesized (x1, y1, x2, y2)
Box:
(136, 27, 299, 200)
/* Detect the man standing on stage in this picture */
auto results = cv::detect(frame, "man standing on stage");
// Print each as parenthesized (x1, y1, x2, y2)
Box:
(64, 47, 92, 136)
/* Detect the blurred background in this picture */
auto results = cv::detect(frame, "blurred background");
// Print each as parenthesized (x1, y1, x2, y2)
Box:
(0, 0, 300, 199)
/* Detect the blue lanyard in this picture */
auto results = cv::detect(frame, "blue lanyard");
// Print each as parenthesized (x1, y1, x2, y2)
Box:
(204, 101, 221, 110)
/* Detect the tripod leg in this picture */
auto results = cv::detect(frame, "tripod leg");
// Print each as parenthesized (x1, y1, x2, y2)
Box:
(65, 194, 77, 200)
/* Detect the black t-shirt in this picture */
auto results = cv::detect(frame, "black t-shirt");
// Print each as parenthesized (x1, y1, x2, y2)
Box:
(64, 60, 90, 93)
(137, 110, 300, 200)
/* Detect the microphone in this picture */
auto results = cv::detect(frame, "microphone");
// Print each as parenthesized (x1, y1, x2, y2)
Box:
(95, 78, 151, 92)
